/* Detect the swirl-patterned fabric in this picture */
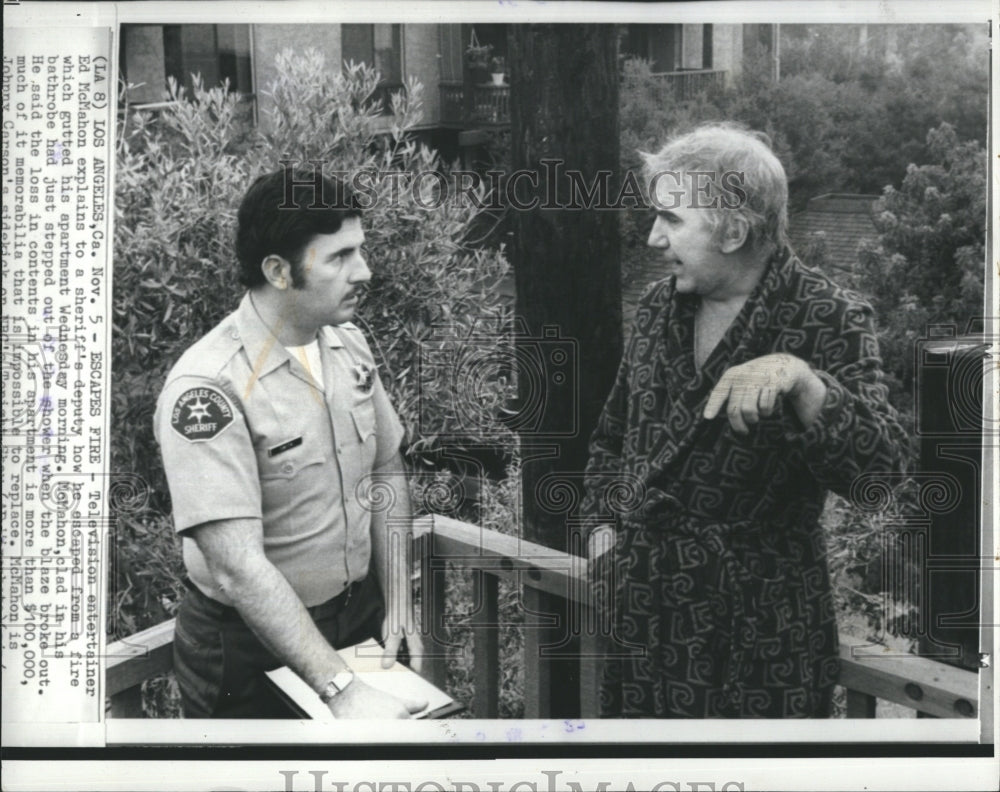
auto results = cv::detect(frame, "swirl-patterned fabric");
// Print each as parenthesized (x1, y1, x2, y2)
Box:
(582, 248, 909, 718)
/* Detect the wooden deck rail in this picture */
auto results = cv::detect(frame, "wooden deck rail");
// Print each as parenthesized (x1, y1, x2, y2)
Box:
(107, 514, 979, 720)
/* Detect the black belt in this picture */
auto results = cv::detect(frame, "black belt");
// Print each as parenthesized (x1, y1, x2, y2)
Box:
(182, 576, 367, 623)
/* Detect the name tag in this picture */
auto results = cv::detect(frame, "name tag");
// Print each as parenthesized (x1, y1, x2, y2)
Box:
(268, 437, 303, 457)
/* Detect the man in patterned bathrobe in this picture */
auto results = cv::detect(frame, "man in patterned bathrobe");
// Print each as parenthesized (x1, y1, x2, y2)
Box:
(582, 123, 909, 718)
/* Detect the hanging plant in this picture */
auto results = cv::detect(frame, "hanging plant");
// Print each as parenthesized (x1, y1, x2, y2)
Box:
(465, 29, 493, 71)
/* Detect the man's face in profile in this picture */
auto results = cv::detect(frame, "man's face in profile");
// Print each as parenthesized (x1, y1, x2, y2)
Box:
(647, 175, 736, 299)
(288, 217, 371, 327)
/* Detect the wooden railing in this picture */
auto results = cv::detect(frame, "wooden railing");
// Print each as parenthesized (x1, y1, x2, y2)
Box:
(107, 514, 979, 720)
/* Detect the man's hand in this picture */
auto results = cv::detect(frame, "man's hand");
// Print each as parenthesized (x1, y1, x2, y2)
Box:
(703, 353, 827, 434)
(326, 677, 427, 719)
(381, 615, 425, 674)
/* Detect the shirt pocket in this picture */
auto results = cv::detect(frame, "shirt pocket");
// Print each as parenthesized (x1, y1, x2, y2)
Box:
(258, 447, 326, 480)
(256, 447, 328, 539)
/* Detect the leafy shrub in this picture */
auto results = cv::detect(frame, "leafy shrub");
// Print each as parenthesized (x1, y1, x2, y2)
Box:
(855, 123, 986, 413)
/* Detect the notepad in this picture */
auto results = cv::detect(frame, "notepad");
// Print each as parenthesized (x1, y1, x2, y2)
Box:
(265, 640, 461, 720)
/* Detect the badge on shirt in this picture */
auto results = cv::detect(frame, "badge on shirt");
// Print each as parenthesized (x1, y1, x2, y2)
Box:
(170, 386, 235, 442)
(352, 363, 375, 393)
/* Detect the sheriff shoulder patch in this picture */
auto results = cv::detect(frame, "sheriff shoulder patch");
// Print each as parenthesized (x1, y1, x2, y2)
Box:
(170, 386, 235, 442)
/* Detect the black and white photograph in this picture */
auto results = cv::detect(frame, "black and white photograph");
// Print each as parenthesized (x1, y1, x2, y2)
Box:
(2, 1, 997, 790)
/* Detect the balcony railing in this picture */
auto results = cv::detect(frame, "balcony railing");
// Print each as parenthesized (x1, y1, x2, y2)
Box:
(651, 68, 727, 100)
(107, 514, 979, 720)
(439, 81, 510, 127)
(438, 69, 724, 130)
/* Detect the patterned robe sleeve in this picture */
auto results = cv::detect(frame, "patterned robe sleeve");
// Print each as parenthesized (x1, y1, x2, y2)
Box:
(784, 296, 911, 499)
(580, 348, 631, 533)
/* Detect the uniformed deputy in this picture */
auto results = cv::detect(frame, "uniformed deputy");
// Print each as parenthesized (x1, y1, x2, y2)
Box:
(154, 169, 426, 719)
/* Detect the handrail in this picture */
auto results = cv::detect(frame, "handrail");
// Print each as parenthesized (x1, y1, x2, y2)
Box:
(107, 514, 980, 719)
(438, 82, 510, 127)
(648, 68, 727, 100)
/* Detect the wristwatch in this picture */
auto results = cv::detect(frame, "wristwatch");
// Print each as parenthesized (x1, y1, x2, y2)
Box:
(319, 669, 355, 703)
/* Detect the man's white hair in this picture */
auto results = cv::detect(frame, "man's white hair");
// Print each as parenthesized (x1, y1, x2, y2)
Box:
(642, 122, 789, 255)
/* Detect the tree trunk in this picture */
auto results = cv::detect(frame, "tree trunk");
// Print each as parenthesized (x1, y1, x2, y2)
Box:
(508, 24, 622, 717)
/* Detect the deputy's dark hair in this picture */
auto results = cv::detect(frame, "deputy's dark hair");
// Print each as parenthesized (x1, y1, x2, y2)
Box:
(235, 168, 362, 288)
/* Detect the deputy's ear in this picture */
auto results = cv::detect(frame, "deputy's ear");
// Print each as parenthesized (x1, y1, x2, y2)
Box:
(718, 215, 750, 254)
(261, 255, 291, 290)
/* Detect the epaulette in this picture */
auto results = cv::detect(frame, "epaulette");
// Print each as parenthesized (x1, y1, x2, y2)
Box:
(166, 319, 243, 383)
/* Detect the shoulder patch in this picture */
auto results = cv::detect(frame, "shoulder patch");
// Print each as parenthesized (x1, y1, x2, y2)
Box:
(170, 386, 235, 442)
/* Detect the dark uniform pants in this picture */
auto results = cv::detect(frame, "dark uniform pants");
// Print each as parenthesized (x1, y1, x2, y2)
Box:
(173, 575, 385, 718)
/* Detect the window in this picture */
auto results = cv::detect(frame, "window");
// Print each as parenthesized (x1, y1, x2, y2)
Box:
(622, 24, 680, 72)
(120, 24, 253, 105)
(341, 24, 403, 114)
(621, 24, 714, 72)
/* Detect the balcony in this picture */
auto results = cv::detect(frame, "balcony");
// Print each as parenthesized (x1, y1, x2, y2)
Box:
(107, 514, 979, 721)
(438, 67, 726, 131)
(651, 68, 727, 100)
(439, 81, 510, 128)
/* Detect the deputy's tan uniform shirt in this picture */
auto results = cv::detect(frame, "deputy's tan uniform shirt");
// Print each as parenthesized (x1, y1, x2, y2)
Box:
(154, 293, 405, 607)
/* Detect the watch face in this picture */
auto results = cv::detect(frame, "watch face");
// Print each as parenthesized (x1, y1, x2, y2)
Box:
(332, 669, 354, 692)
(320, 669, 355, 702)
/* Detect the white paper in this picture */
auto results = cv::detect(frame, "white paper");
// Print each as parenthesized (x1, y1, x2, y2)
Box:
(265, 640, 457, 720)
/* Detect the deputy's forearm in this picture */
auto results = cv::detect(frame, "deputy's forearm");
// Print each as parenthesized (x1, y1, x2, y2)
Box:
(195, 521, 348, 694)
(369, 453, 414, 631)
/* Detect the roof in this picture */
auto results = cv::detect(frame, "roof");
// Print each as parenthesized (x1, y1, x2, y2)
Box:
(788, 194, 879, 274)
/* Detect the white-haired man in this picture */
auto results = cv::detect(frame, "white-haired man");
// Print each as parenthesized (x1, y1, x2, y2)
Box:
(582, 123, 908, 718)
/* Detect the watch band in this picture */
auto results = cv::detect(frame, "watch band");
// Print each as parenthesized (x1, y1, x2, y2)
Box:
(319, 668, 355, 703)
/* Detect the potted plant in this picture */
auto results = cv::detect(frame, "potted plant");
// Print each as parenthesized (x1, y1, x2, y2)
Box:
(465, 30, 493, 72)
(489, 55, 507, 85)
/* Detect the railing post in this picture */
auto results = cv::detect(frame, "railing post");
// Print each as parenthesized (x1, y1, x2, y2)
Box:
(472, 571, 500, 718)
(845, 688, 877, 718)
(522, 586, 553, 718)
(110, 686, 144, 718)
(418, 531, 448, 690)
(579, 629, 605, 718)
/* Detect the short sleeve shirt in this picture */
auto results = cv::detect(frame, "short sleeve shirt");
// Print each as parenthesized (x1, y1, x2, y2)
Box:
(153, 293, 405, 607)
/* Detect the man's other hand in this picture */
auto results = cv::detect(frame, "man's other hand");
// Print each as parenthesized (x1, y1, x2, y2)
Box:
(381, 616, 425, 674)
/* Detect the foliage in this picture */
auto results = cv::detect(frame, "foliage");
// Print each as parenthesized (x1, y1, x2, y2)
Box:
(409, 461, 525, 718)
(114, 75, 250, 511)
(855, 123, 986, 411)
(465, 43, 494, 72)
(112, 50, 511, 656)
(260, 53, 514, 461)
(618, 24, 987, 215)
